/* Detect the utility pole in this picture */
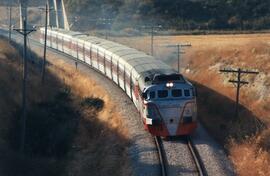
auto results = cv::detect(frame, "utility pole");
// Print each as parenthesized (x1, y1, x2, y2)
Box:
(13, 19, 36, 153)
(8, 1, 12, 42)
(166, 43, 191, 72)
(141, 25, 162, 56)
(40, 3, 53, 83)
(220, 68, 259, 118)
(100, 18, 112, 40)
(151, 27, 154, 56)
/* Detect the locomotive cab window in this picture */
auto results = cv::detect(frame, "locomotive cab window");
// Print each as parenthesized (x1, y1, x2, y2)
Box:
(158, 90, 168, 98)
(149, 91, 156, 99)
(172, 89, 182, 97)
(184, 89, 190, 97)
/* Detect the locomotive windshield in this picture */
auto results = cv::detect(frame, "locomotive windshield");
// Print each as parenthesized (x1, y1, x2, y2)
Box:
(145, 88, 195, 100)
(158, 90, 168, 98)
(172, 89, 182, 97)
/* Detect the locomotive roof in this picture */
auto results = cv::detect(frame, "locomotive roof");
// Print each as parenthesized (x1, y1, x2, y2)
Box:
(46, 28, 183, 90)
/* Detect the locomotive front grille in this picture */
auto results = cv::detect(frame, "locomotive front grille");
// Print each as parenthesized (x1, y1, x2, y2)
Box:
(158, 106, 182, 125)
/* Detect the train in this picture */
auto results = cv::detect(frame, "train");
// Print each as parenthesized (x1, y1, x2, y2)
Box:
(40, 27, 197, 137)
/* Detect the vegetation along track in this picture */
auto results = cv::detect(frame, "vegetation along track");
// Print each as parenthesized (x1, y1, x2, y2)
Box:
(155, 136, 207, 176)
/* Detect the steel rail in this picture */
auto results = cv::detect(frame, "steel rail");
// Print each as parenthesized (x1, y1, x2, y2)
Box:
(154, 136, 167, 176)
(187, 136, 208, 176)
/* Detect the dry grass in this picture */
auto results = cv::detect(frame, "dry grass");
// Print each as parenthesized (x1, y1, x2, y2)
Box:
(48, 60, 131, 176)
(229, 138, 270, 176)
(0, 39, 22, 147)
(48, 60, 129, 136)
(0, 38, 131, 176)
(112, 34, 270, 175)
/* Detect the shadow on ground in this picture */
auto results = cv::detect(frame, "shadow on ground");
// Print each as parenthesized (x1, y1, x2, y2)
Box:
(192, 81, 266, 145)
(0, 36, 130, 176)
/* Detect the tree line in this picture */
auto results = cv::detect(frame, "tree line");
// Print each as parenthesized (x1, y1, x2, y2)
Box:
(1, 0, 269, 30)
(63, 0, 270, 31)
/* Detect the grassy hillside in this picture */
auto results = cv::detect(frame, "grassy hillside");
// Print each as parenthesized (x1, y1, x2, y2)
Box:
(111, 34, 270, 176)
(0, 37, 131, 176)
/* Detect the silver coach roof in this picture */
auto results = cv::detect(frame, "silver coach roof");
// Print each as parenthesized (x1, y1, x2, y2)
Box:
(48, 28, 177, 88)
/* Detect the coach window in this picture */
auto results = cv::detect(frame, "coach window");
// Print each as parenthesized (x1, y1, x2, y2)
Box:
(184, 89, 190, 97)
(172, 89, 182, 97)
(158, 90, 168, 98)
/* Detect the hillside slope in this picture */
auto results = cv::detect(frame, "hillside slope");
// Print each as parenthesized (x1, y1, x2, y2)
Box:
(183, 35, 270, 175)
(0, 37, 131, 176)
(112, 34, 270, 176)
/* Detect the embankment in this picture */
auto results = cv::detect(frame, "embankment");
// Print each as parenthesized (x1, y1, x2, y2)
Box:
(0, 37, 131, 176)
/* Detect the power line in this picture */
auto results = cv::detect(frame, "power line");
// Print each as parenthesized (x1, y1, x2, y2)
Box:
(220, 68, 259, 118)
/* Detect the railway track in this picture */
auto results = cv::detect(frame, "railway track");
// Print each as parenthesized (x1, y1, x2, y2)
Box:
(154, 136, 167, 176)
(155, 136, 207, 176)
(186, 136, 208, 176)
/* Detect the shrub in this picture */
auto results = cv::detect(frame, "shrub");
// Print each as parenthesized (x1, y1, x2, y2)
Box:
(81, 97, 104, 111)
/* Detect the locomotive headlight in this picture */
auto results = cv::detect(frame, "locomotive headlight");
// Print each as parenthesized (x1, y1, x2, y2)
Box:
(166, 82, 174, 88)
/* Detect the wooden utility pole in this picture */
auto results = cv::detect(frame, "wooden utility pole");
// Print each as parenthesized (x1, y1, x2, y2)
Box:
(151, 26, 154, 56)
(141, 25, 162, 56)
(13, 19, 36, 153)
(220, 68, 259, 118)
(150, 25, 162, 56)
(101, 18, 112, 40)
(8, 2, 12, 42)
(40, 3, 53, 83)
(166, 43, 191, 72)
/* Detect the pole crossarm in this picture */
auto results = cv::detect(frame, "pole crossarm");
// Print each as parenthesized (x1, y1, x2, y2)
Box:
(229, 80, 249, 84)
(39, 7, 54, 11)
(13, 28, 36, 35)
(220, 69, 259, 74)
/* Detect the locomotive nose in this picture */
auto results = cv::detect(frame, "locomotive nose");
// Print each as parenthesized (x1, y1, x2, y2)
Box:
(157, 103, 183, 135)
